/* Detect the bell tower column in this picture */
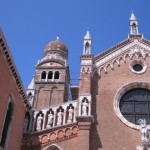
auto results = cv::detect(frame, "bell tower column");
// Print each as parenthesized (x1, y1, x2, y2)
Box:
(76, 30, 94, 150)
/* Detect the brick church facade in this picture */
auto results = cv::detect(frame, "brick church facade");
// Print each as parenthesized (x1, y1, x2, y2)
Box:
(1, 12, 150, 150)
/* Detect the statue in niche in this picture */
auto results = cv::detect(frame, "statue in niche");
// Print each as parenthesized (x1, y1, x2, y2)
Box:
(136, 119, 150, 150)
(82, 99, 88, 116)
(67, 106, 73, 123)
(46, 111, 54, 128)
(57, 109, 63, 126)
(36, 114, 43, 131)
(23, 116, 29, 132)
(138, 119, 149, 141)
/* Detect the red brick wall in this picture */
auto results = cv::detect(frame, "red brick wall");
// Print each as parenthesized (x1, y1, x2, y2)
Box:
(0, 51, 26, 150)
(90, 56, 150, 150)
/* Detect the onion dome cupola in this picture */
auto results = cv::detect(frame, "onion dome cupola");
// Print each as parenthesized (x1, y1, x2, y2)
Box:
(42, 36, 68, 65)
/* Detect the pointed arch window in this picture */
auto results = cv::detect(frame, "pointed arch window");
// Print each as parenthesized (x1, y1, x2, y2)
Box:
(85, 42, 90, 54)
(41, 71, 47, 80)
(54, 71, 59, 80)
(0, 101, 14, 149)
(132, 23, 137, 34)
(48, 71, 53, 80)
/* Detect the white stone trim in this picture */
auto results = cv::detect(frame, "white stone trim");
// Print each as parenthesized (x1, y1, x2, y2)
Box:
(44, 144, 63, 150)
(129, 60, 147, 74)
(95, 39, 150, 68)
(114, 82, 150, 130)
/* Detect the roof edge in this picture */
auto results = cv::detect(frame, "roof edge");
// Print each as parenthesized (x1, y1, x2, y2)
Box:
(0, 28, 30, 109)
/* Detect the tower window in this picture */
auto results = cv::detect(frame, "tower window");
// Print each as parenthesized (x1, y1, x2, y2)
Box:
(0, 102, 14, 148)
(41, 71, 46, 80)
(54, 71, 59, 80)
(85, 42, 90, 54)
(48, 71, 53, 80)
(132, 23, 137, 34)
(120, 88, 150, 125)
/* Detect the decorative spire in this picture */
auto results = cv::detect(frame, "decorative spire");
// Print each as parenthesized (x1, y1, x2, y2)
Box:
(83, 30, 92, 54)
(129, 11, 139, 34)
(28, 78, 35, 89)
(56, 35, 60, 41)
(84, 29, 92, 40)
(130, 10, 137, 21)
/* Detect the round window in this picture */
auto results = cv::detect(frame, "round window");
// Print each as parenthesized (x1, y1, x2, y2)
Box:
(120, 88, 150, 125)
(129, 60, 147, 74)
(133, 64, 143, 72)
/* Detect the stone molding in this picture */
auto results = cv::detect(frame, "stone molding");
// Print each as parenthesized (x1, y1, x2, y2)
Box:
(94, 43, 150, 75)
(22, 125, 78, 149)
(114, 81, 150, 130)
(94, 38, 150, 73)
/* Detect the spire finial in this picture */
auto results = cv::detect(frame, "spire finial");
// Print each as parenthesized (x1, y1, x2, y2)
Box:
(84, 29, 91, 40)
(56, 35, 60, 41)
(130, 10, 136, 20)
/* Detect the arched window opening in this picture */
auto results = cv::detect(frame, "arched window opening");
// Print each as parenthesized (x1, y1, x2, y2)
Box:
(54, 71, 59, 80)
(23, 112, 30, 132)
(0, 102, 14, 148)
(28, 92, 32, 100)
(120, 88, 150, 125)
(41, 71, 47, 80)
(85, 42, 90, 54)
(132, 23, 137, 34)
(48, 71, 53, 80)
(45, 144, 62, 150)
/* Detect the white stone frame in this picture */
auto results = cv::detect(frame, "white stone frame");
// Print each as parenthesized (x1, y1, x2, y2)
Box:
(114, 82, 150, 130)
(129, 60, 147, 74)
(44, 144, 63, 150)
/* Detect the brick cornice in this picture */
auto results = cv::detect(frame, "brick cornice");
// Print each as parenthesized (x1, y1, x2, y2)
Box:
(0, 29, 30, 109)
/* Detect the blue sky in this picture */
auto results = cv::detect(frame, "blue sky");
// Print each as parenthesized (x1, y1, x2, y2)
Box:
(0, 0, 150, 88)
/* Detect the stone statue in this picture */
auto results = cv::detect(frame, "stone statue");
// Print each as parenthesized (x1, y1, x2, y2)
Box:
(136, 119, 150, 150)
(67, 106, 73, 123)
(57, 109, 63, 126)
(23, 116, 29, 132)
(36, 114, 43, 131)
(136, 145, 144, 150)
(46, 111, 54, 128)
(138, 119, 149, 142)
(82, 99, 88, 116)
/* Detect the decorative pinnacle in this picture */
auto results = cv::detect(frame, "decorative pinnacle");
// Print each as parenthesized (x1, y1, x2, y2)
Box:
(56, 35, 60, 41)
(130, 10, 137, 20)
(84, 29, 91, 40)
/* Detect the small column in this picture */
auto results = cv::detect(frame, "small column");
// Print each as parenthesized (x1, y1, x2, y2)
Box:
(73, 107, 76, 122)
(88, 101, 92, 116)
(32, 112, 37, 131)
(53, 110, 56, 127)
(28, 111, 33, 132)
(42, 111, 47, 130)
(79, 101, 82, 116)
(63, 109, 67, 125)
(52, 71, 55, 81)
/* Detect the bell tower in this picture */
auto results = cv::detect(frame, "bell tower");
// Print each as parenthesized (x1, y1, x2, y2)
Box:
(130, 11, 139, 34)
(27, 37, 70, 109)
(83, 30, 92, 54)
